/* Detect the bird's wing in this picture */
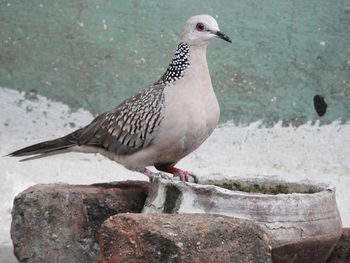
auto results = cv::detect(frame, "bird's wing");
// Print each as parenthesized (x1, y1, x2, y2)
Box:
(77, 84, 165, 155)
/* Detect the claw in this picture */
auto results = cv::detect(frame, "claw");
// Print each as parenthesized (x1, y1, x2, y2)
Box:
(179, 171, 198, 183)
(139, 168, 172, 181)
(154, 166, 198, 183)
(140, 167, 198, 183)
(169, 167, 197, 183)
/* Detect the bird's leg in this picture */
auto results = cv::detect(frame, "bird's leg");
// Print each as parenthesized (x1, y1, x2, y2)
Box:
(154, 165, 198, 183)
(139, 167, 172, 181)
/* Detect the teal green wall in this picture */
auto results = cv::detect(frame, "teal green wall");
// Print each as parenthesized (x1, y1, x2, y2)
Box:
(1, 0, 349, 125)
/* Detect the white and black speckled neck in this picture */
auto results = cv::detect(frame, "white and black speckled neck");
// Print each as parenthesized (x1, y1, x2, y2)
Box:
(156, 42, 190, 85)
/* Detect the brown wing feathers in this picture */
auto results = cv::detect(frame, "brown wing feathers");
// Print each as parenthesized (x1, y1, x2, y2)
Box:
(9, 85, 165, 157)
(9, 41, 192, 158)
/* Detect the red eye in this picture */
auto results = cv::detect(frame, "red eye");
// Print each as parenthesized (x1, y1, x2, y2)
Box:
(196, 22, 205, 32)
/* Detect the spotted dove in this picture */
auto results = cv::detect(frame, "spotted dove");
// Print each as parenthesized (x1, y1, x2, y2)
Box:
(9, 15, 232, 182)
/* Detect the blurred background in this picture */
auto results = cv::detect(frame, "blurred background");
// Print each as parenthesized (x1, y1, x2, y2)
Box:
(1, 0, 349, 261)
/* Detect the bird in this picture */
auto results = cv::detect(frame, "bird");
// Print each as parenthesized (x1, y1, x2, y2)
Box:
(8, 15, 232, 182)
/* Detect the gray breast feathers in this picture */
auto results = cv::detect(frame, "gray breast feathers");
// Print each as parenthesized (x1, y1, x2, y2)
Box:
(77, 84, 165, 155)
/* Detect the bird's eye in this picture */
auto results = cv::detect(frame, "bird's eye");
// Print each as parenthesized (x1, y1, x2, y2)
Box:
(196, 22, 205, 32)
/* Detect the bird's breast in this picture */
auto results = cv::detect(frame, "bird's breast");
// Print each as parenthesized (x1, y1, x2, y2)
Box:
(152, 74, 220, 162)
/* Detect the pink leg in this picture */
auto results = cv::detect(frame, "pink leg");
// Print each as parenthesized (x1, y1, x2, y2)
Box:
(155, 166, 198, 183)
(139, 167, 172, 181)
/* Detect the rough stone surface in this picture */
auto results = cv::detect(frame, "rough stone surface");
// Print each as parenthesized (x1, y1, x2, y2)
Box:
(327, 228, 350, 263)
(99, 213, 272, 263)
(11, 180, 149, 263)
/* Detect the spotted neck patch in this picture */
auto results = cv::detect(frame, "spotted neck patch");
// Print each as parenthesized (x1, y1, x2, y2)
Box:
(156, 42, 190, 85)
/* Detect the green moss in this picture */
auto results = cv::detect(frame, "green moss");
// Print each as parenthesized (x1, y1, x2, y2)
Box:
(204, 179, 322, 195)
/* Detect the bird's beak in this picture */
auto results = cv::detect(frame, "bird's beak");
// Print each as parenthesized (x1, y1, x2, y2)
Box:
(214, 31, 232, 43)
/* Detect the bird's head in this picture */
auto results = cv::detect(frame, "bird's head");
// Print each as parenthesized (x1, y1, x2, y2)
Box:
(181, 15, 232, 46)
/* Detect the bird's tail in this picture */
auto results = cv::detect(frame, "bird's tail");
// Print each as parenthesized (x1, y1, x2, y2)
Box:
(8, 130, 81, 157)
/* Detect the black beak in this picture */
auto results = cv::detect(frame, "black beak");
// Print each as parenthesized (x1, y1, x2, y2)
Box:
(215, 31, 232, 43)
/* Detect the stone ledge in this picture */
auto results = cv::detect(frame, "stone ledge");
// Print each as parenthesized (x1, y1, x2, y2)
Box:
(10, 180, 349, 262)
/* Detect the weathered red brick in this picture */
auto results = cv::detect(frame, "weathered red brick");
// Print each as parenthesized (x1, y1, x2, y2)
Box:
(327, 228, 350, 263)
(99, 213, 272, 263)
(11, 180, 149, 263)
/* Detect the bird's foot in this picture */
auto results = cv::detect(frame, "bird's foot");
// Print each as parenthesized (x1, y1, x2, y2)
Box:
(139, 168, 172, 181)
(171, 168, 198, 183)
(140, 167, 198, 183)
(155, 166, 198, 183)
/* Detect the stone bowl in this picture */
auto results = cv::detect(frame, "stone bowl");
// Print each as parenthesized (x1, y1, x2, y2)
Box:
(142, 178, 343, 263)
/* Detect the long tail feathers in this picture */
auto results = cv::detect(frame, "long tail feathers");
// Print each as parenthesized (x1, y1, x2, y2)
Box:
(7, 131, 80, 157)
